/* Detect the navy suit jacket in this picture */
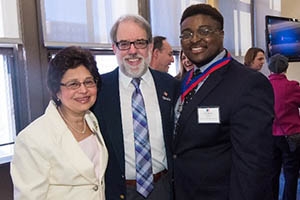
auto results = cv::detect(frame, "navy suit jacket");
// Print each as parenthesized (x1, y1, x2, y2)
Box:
(92, 67, 179, 200)
(173, 59, 274, 200)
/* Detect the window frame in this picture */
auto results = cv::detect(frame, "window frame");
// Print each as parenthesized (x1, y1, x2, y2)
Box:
(0, 46, 20, 164)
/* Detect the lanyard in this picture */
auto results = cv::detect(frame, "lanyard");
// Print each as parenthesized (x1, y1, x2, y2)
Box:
(180, 52, 232, 102)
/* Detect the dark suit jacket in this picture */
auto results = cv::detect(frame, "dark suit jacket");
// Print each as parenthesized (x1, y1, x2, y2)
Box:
(173, 59, 274, 200)
(92, 67, 179, 200)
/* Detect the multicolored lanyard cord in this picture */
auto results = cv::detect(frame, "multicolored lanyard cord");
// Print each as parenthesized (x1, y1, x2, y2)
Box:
(180, 52, 232, 102)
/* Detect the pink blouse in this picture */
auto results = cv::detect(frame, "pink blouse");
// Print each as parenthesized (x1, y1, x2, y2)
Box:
(79, 135, 101, 178)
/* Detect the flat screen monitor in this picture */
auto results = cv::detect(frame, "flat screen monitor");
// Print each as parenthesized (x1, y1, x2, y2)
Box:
(265, 15, 300, 62)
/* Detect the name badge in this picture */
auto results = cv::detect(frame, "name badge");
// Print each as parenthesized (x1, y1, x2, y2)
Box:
(198, 107, 220, 124)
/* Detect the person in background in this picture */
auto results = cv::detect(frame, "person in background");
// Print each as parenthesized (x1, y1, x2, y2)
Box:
(244, 47, 266, 71)
(92, 15, 179, 200)
(175, 50, 194, 80)
(268, 54, 300, 200)
(173, 4, 274, 200)
(10, 46, 108, 200)
(149, 35, 174, 73)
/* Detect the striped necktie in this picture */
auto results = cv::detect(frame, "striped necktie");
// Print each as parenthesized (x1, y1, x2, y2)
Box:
(131, 78, 153, 198)
(184, 68, 202, 105)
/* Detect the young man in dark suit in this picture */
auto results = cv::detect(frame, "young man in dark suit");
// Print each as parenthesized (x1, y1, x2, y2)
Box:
(173, 4, 274, 200)
(92, 14, 178, 200)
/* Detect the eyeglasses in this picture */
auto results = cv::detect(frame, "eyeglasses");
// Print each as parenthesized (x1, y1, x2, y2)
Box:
(60, 78, 97, 90)
(180, 26, 220, 41)
(115, 39, 149, 50)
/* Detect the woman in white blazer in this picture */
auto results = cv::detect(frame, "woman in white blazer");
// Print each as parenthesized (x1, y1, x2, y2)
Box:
(11, 46, 108, 200)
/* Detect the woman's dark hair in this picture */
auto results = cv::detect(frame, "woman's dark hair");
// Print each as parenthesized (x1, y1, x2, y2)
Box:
(180, 4, 224, 30)
(244, 47, 265, 66)
(46, 46, 101, 106)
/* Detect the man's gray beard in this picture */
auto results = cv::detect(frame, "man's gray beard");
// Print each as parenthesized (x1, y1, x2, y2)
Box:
(119, 55, 151, 78)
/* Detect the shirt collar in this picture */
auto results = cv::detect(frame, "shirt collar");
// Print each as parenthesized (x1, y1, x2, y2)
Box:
(194, 49, 226, 72)
(119, 67, 152, 88)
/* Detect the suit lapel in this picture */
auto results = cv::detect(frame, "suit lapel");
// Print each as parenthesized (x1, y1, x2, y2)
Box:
(151, 70, 167, 130)
(85, 113, 108, 180)
(104, 69, 125, 172)
(150, 69, 174, 155)
(174, 65, 227, 146)
(60, 128, 97, 183)
(152, 72, 168, 120)
(46, 102, 97, 183)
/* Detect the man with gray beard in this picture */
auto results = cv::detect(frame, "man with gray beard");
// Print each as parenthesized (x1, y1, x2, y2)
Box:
(92, 14, 179, 200)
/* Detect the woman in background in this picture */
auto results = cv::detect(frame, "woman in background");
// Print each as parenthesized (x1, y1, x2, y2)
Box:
(268, 54, 300, 200)
(11, 46, 108, 200)
(244, 47, 265, 71)
(175, 50, 194, 80)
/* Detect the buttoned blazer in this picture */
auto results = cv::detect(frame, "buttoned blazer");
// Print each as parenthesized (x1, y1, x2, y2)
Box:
(173, 59, 274, 200)
(92, 67, 179, 200)
(11, 101, 108, 200)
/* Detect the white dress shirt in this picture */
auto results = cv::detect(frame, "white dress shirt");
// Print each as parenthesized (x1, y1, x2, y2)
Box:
(119, 68, 167, 180)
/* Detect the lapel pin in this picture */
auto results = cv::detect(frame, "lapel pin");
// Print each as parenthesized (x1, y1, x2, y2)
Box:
(162, 91, 171, 101)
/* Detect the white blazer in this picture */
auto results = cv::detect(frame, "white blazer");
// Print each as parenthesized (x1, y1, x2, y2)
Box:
(11, 101, 108, 200)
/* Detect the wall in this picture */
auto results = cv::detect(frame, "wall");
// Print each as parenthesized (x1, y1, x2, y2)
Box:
(0, 163, 13, 200)
(281, 0, 300, 82)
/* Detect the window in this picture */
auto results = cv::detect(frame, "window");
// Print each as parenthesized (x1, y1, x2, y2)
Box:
(94, 54, 179, 76)
(0, 0, 21, 164)
(0, 0, 21, 43)
(168, 57, 179, 77)
(150, 0, 207, 49)
(48, 51, 120, 76)
(40, 0, 138, 47)
(150, 0, 206, 75)
(270, 0, 281, 11)
(240, 0, 250, 3)
(233, 10, 252, 56)
(95, 55, 118, 74)
(0, 48, 16, 164)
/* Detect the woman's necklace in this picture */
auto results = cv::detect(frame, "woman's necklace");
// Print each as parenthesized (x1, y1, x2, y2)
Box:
(58, 107, 87, 134)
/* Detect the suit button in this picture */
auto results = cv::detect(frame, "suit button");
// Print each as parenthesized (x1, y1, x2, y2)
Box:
(120, 194, 125, 199)
(173, 154, 177, 159)
(93, 185, 98, 191)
